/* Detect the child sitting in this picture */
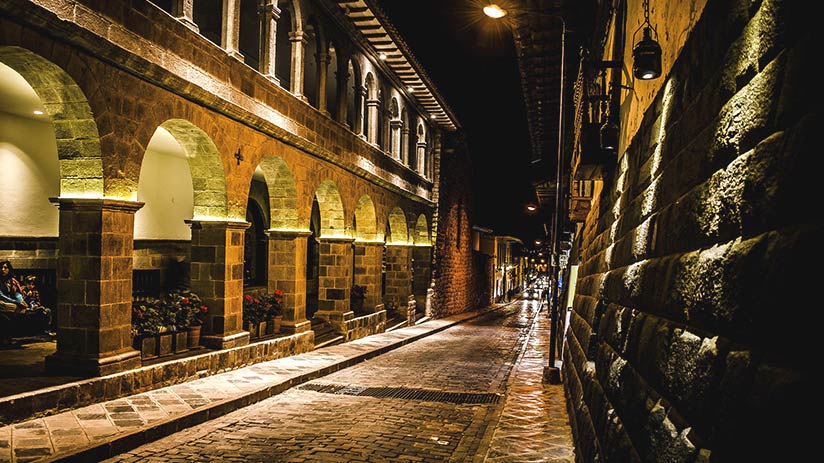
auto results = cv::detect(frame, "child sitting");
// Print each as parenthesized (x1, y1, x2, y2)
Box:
(21, 275, 54, 337)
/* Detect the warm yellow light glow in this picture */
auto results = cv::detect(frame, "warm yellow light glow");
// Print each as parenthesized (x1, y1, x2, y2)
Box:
(526, 204, 537, 212)
(483, 4, 507, 18)
(407, 86, 415, 92)
(534, 240, 542, 246)
(379, 53, 387, 60)
(33, 110, 43, 115)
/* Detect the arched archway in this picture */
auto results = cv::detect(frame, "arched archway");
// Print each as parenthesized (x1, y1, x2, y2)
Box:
(0, 46, 103, 200)
(364, 72, 377, 143)
(314, 180, 346, 237)
(387, 207, 409, 244)
(354, 195, 378, 241)
(346, 57, 362, 132)
(412, 214, 432, 317)
(413, 214, 431, 246)
(389, 97, 401, 159)
(157, 119, 228, 219)
(257, 156, 299, 230)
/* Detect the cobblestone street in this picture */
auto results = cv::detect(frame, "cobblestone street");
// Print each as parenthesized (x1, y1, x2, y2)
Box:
(103, 300, 574, 463)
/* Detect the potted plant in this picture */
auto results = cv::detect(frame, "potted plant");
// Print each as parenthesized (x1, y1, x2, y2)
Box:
(261, 289, 284, 334)
(168, 290, 208, 349)
(131, 299, 163, 359)
(243, 294, 265, 338)
(350, 284, 367, 313)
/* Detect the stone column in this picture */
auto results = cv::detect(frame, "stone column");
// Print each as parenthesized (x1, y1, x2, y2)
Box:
(401, 125, 410, 165)
(353, 241, 383, 312)
(289, 30, 306, 100)
(45, 198, 143, 377)
(383, 244, 412, 319)
(390, 120, 403, 160)
(366, 98, 380, 146)
(357, 86, 367, 139)
(313, 237, 354, 330)
(172, 0, 199, 32)
(188, 220, 250, 349)
(318, 51, 330, 115)
(221, 0, 243, 60)
(266, 230, 311, 333)
(412, 245, 432, 314)
(259, 0, 280, 84)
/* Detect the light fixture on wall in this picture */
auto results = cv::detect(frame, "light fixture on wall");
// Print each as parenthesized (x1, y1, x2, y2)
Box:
(632, 0, 662, 80)
(600, 117, 619, 151)
(378, 53, 387, 60)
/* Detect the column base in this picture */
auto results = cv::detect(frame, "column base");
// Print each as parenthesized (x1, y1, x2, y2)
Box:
(200, 330, 250, 350)
(542, 364, 562, 384)
(45, 348, 141, 377)
(280, 319, 312, 334)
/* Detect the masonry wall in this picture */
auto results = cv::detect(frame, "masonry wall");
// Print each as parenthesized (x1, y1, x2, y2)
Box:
(431, 133, 493, 317)
(563, 1, 815, 461)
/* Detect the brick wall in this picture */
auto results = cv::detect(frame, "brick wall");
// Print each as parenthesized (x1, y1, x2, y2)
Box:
(431, 132, 493, 317)
(564, 1, 814, 461)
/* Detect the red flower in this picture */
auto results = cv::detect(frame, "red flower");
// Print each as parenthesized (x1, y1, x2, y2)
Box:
(200, 305, 208, 313)
(181, 297, 190, 304)
(244, 294, 253, 302)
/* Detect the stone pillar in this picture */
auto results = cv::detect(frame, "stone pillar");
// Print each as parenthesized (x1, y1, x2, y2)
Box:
(357, 86, 367, 139)
(390, 120, 402, 160)
(366, 98, 380, 146)
(259, 0, 280, 84)
(353, 241, 383, 312)
(401, 125, 410, 165)
(172, 0, 199, 32)
(221, 0, 243, 60)
(188, 220, 250, 349)
(416, 142, 427, 175)
(266, 230, 311, 333)
(412, 245, 432, 314)
(45, 198, 143, 377)
(318, 51, 330, 115)
(383, 244, 412, 319)
(289, 30, 306, 100)
(314, 237, 354, 330)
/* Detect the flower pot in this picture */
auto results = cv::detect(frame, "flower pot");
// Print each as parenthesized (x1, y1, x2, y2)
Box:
(258, 321, 268, 338)
(158, 332, 174, 356)
(139, 335, 158, 359)
(270, 315, 282, 334)
(246, 322, 259, 339)
(187, 325, 201, 348)
(173, 331, 188, 353)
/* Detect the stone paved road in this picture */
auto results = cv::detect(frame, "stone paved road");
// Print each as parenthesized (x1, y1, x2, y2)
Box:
(103, 300, 573, 463)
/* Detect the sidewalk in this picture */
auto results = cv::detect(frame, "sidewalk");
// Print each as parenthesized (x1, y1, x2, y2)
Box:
(0, 306, 506, 463)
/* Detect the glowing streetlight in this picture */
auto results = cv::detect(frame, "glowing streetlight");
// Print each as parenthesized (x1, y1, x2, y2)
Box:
(526, 204, 537, 212)
(483, 4, 507, 18)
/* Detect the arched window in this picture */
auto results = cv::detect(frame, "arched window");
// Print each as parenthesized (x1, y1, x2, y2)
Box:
(244, 197, 267, 287)
(416, 123, 427, 175)
(326, 43, 339, 117)
(238, 0, 261, 70)
(389, 97, 401, 159)
(303, 20, 320, 107)
(275, 6, 293, 89)
(364, 73, 376, 143)
(346, 58, 360, 131)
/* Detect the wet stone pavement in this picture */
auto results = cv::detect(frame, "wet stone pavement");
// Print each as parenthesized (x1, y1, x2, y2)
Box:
(103, 300, 574, 463)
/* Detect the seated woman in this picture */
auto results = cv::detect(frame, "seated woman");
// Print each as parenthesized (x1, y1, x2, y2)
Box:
(0, 261, 52, 342)
(0, 260, 27, 312)
(22, 275, 54, 337)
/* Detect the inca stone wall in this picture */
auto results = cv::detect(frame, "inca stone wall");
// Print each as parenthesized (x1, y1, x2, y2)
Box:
(564, 1, 814, 461)
(431, 133, 493, 317)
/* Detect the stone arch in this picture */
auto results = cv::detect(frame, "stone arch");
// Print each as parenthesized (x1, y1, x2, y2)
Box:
(256, 156, 299, 230)
(346, 56, 362, 131)
(0, 46, 103, 198)
(364, 72, 377, 99)
(314, 180, 346, 237)
(413, 214, 431, 246)
(387, 207, 409, 244)
(354, 195, 378, 241)
(158, 119, 228, 219)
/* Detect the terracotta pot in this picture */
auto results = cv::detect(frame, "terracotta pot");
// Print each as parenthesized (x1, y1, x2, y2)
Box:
(271, 315, 282, 334)
(158, 332, 173, 356)
(246, 322, 259, 339)
(173, 331, 188, 353)
(139, 336, 157, 359)
(187, 325, 201, 348)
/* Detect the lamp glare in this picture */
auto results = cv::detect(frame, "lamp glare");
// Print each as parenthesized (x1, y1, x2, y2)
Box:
(483, 4, 507, 18)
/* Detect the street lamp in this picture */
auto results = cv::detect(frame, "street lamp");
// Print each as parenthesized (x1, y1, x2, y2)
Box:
(484, 3, 566, 384)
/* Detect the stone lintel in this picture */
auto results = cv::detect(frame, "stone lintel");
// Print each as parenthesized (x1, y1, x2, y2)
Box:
(385, 242, 413, 248)
(50, 197, 144, 213)
(353, 240, 385, 247)
(185, 219, 251, 230)
(318, 236, 355, 244)
(45, 348, 141, 377)
(265, 229, 312, 239)
(200, 329, 250, 349)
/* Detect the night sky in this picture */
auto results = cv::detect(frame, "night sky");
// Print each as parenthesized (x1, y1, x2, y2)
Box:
(376, 0, 546, 243)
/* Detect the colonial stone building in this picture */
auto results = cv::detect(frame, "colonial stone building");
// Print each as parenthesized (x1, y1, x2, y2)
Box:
(0, 0, 462, 379)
